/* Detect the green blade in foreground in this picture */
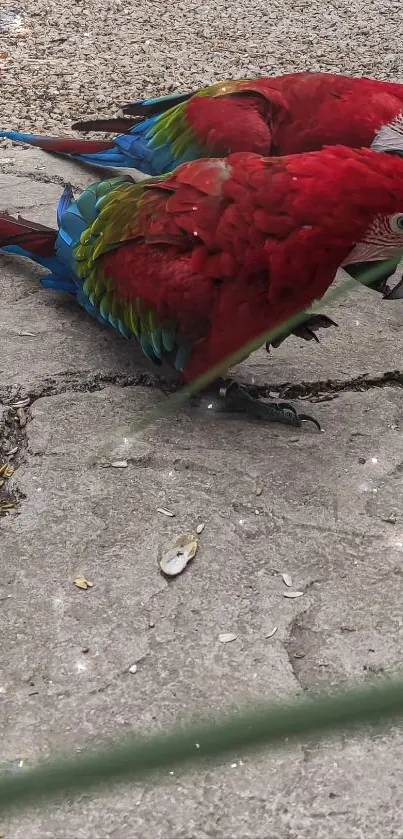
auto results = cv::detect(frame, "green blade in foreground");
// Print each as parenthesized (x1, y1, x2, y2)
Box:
(1, 677, 403, 813)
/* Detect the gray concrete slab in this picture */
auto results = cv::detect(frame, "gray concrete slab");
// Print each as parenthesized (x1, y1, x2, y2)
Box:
(1, 153, 403, 838)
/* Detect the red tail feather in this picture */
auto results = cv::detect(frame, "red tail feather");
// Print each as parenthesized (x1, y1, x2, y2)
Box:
(72, 117, 139, 133)
(24, 135, 114, 154)
(0, 212, 56, 255)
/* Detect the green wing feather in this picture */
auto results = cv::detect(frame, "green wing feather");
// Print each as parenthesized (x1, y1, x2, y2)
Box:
(72, 176, 188, 369)
(148, 79, 251, 161)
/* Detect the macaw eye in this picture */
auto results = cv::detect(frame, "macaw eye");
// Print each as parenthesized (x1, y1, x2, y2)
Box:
(391, 213, 403, 232)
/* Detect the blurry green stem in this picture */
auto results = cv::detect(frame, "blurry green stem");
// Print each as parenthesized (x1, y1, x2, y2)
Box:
(1, 677, 403, 813)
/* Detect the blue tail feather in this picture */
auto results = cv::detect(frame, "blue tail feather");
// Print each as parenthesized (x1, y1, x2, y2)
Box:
(1, 244, 62, 274)
(40, 274, 78, 293)
(0, 130, 39, 143)
(57, 185, 74, 227)
(0, 114, 190, 174)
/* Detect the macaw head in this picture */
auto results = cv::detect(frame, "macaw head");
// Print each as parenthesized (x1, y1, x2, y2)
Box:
(343, 147, 403, 298)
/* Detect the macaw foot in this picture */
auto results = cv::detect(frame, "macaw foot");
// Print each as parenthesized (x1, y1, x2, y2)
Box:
(266, 314, 338, 352)
(208, 381, 320, 430)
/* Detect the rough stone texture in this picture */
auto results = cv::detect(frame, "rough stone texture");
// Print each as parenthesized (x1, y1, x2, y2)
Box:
(0, 0, 402, 134)
(1, 5, 403, 830)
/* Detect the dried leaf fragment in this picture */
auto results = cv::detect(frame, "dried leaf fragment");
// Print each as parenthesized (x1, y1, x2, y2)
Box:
(382, 513, 397, 524)
(73, 575, 93, 590)
(283, 590, 304, 599)
(282, 573, 292, 587)
(159, 532, 198, 578)
(0, 502, 15, 513)
(255, 485, 263, 496)
(218, 633, 238, 643)
(0, 463, 14, 479)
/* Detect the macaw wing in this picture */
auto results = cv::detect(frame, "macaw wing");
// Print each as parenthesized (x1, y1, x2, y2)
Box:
(144, 80, 288, 162)
(69, 165, 229, 370)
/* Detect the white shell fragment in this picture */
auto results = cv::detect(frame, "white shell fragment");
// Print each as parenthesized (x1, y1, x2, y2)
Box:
(128, 664, 138, 674)
(11, 398, 30, 409)
(157, 507, 175, 517)
(196, 523, 205, 534)
(218, 633, 238, 643)
(159, 532, 198, 578)
(282, 573, 293, 587)
(110, 460, 128, 468)
(266, 626, 278, 638)
(283, 590, 304, 599)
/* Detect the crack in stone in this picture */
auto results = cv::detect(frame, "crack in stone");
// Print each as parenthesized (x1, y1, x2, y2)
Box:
(259, 370, 403, 400)
(283, 599, 320, 692)
(2, 367, 402, 522)
(0, 370, 178, 405)
(1, 368, 403, 408)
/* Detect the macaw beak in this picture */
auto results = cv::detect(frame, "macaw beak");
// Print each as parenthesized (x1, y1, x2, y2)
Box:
(345, 257, 403, 298)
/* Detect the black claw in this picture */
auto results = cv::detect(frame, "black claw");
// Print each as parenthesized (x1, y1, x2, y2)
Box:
(297, 413, 322, 431)
(266, 313, 339, 353)
(208, 381, 322, 429)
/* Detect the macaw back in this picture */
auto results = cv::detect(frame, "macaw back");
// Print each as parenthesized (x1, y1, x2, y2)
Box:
(60, 147, 403, 381)
(3, 72, 403, 172)
(3, 147, 403, 384)
(264, 72, 403, 154)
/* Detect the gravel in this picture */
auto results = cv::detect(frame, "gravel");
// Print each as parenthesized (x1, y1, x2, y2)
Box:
(0, 0, 402, 135)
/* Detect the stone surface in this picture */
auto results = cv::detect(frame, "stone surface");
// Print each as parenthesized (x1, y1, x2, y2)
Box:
(0, 0, 402, 137)
(1, 121, 403, 839)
